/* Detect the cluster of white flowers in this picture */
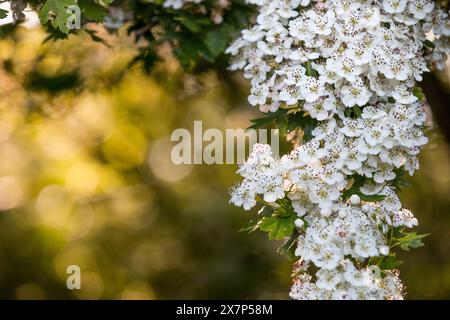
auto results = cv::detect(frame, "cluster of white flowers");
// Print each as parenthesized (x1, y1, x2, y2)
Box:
(290, 259, 404, 299)
(227, 0, 449, 113)
(230, 143, 416, 299)
(228, 0, 449, 300)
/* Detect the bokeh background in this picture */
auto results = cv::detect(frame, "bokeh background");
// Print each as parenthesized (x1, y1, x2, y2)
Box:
(0, 24, 449, 300)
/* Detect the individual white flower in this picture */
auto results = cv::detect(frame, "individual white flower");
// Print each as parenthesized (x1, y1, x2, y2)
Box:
(248, 83, 270, 106)
(373, 163, 396, 184)
(381, 57, 411, 81)
(340, 79, 371, 107)
(309, 182, 341, 214)
(313, 243, 343, 270)
(306, 9, 336, 36)
(393, 208, 419, 228)
(408, 0, 434, 20)
(316, 269, 343, 290)
(363, 120, 390, 147)
(289, 17, 315, 41)
(354, 236, 379, 258)
(230, 180, 257, 210)
(300, 77, 327, 103)
(382, 0, 408, 14)
(304, 95, 336, 121)
(332, 0, 361, 17)
(243, 28, 265, 43)
(392, 85, 418, 104)
(333, 56, 363, 82)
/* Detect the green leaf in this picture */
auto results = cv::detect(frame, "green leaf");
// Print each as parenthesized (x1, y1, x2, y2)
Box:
(342, 175, 386, 202)
(257, 205, 274, 217)
(345, 105, 363, 118)
(379, 255, 404, 270)
(204, 23, 234, 58)
(259, 214, 296, 240)
(394, 232, 429, 251)
(412, 86, 425, 102)
(275, 113, 288, 136)
(342, 175, 364, 199)
(38, 0, 78, 34)
(304, 61, 318, 77)
(0, 8, 8, 19)
(353, 105, 362, 117)
(286, 112, 317, 142)
(79, 0, 107, 22)
(358, 193, 386, 202)
(391, 167, 411, 191)
(172, 34, 214, 66)
(0, 23, 16, 38)
(247, 109, 285, 130)
(174, 15, 211, 33)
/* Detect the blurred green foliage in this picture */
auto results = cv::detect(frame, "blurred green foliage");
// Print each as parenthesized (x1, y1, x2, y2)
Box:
(0, 25, 449, 300)
(1, 0, 253, 72)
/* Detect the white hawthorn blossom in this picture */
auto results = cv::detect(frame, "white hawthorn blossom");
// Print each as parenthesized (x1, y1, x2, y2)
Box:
(228, 0, 449, 300)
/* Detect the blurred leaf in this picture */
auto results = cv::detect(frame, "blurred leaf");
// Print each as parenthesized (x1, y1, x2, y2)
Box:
(392, 167, 412, 191)
(130, 47, 160, 73)
(0, 23, 17, 38)
(277, 232, 298, 261)
(0, 8, 8, 19)
(79, 0, 107, 22)
(205, 23, 234, 58)
(239, 219, 260, 233)
(84, 28, 109, 46)
(25, 70, 81, 93)
(174, 15, 211, 33)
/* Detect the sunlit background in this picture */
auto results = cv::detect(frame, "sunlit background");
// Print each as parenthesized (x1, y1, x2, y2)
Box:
(0, 24, 449, 299)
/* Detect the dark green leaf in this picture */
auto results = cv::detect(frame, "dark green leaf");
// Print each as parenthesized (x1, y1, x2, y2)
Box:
(79, 0, 107, 22)
(204, 23, 234, 58)
(174, 15, 211, 33)
(25, 69, 81, 93)
(259, 215, 296, 240)
(379, 255, 404, 270)
(0, 8, 8, 19)
(358, 193, 386, 202)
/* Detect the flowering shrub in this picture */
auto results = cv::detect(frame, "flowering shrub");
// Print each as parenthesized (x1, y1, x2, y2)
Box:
(229, 0, 450, 299)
